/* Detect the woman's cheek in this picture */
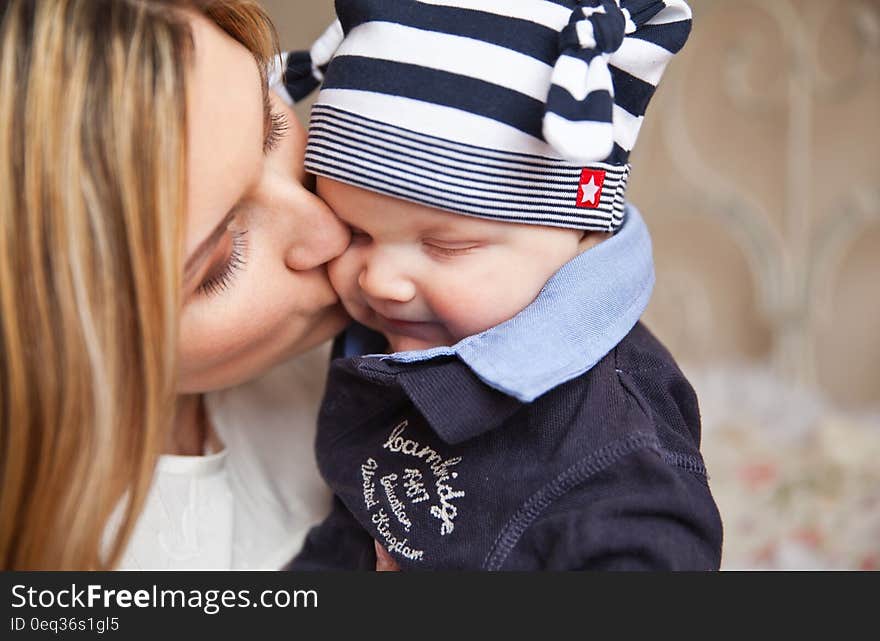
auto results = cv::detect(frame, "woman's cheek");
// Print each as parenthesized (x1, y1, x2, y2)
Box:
(180, 254, 291, 354)
(179, 296, 272, 365)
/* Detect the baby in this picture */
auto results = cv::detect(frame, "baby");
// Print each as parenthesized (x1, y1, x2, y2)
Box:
(283, 0, 722, 570)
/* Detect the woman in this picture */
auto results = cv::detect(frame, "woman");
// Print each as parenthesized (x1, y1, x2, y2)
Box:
(0, 0, 350, 569)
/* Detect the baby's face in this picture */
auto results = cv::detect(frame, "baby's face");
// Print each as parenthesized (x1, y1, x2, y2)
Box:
(319, 178, 602, 352)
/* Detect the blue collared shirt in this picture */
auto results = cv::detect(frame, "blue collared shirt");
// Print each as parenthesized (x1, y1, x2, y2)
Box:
(343, 203, 655, 402)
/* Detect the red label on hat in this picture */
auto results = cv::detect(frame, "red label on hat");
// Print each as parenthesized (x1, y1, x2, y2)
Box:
(576, 169, 606, 209)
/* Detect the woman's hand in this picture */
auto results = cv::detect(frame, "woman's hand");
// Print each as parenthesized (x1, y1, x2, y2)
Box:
(375, 541, 401, 571)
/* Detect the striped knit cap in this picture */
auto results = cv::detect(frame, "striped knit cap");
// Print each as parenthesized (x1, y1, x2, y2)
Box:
(281, 0, 692, 232)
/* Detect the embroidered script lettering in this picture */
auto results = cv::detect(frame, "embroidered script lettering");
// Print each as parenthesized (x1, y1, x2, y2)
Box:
(403, 468, 430, 504)
(372, 509, 424, 561)
(431, 475, 466, 537)
(382, 420, 465, 536)
(361, 458, 379, 510)
(380, 473, 412, 532)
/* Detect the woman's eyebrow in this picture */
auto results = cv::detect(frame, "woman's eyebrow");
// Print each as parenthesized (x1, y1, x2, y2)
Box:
(183, 209, 236, 286)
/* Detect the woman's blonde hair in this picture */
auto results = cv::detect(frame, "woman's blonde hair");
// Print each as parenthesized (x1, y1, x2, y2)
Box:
(0, 0, 277, 570)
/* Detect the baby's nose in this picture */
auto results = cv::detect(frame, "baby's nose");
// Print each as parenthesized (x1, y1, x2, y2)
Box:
(357, 256, 416, 303)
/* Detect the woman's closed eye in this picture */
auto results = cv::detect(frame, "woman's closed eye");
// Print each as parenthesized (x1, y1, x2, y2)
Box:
(193, 105, 285, 299)
(196, 229, 249, 297)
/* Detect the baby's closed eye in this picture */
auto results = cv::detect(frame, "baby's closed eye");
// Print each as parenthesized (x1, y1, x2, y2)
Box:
(422, 239, 483, 258)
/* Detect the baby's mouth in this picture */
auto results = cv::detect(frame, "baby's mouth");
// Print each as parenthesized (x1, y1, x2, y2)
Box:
(372, 311, 442, 341)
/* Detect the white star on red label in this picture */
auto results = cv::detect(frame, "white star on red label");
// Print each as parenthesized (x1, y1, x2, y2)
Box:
(576, 168, 606, 209)
(579, 177, 600, 205)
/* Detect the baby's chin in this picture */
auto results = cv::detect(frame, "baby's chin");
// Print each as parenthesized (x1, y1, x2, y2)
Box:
(385, 334, 448, 354)
(370, 322, 453, 353)
(360, 317, 453, 353)
(344, 300, 457, 353)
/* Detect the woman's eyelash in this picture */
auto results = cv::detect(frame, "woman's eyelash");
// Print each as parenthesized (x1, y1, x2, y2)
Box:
(196, 230, 249, 297)
(264, 110, 289, 153)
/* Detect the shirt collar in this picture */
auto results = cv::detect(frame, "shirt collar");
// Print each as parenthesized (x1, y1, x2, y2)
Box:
(339, 203, 654, 440)
(352, 356, 525, 445)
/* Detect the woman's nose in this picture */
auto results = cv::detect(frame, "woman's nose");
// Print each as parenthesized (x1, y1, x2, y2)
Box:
(284, 199, 351, 271)
(357, 252, 416, 303)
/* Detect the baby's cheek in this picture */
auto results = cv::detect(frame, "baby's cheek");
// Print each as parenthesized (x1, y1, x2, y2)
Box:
(432, 284, 521, 340)
(327, 253, 358, 300)
(328, 251, 376, 326)
(434, 263, 549, 339)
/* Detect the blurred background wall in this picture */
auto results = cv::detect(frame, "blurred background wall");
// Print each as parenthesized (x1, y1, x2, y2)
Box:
(260, 0, 880, 569)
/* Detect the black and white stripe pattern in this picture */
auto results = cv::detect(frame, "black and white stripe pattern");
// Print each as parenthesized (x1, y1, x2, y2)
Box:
(276, 20, 344, 105)
(285, 0, 691, 231)
(544, 0, 692, 165)
(306, 104, 629, 231)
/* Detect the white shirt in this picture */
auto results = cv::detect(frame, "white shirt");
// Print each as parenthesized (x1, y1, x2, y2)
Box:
(117, 344, 333, 570)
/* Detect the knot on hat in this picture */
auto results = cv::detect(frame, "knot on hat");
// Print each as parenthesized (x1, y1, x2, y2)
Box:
(543, 0, 685, 165)
(559, 0, 631, 56)
(281, 20, 344, 103)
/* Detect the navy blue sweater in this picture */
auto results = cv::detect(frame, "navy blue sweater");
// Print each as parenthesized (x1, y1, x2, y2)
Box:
(290, 322, 723, 571)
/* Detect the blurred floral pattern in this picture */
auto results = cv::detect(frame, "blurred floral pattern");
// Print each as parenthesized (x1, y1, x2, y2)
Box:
(694, 367, 880, 570)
